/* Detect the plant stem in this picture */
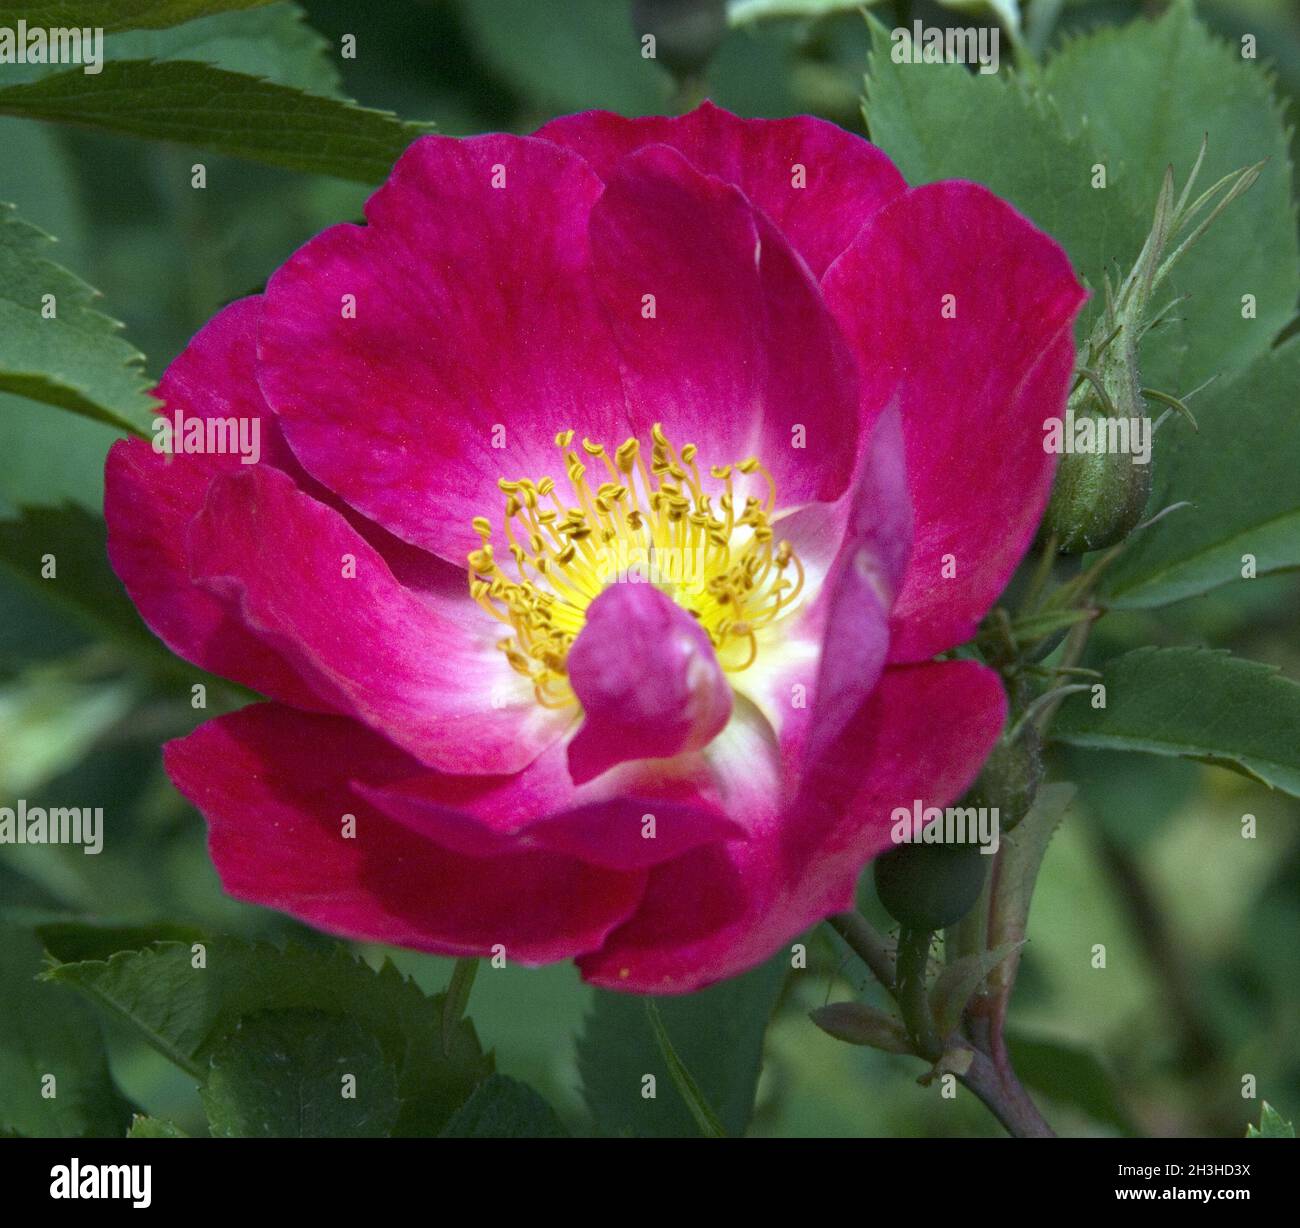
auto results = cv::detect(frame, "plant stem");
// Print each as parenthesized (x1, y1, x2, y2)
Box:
(1020, 532, 1059, 614)
(829, 912, 1054, 1137)
(962, 1048, 1056, 1138)
(827, 911, 895, 989)
(1032, 614, 1097, 733)
(895, 927, 941, 1058)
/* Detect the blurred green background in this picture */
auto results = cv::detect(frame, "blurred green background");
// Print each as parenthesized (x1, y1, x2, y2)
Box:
(1, 0, 1297, 1137)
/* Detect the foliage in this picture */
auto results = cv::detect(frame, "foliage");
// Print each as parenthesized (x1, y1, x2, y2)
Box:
(0, 0, 1296, 1139)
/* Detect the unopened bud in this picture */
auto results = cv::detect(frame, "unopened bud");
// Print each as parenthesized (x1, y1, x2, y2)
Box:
(632, 0, 728, 80)
(874, 841, 988, 931)
(1042, 326, 1151, 554)
(1045, 142, 1259, 555)
(966, 724, 1043, 830)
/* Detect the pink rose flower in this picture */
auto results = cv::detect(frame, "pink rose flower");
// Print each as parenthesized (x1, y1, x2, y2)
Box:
(105, 103, 1084, 992)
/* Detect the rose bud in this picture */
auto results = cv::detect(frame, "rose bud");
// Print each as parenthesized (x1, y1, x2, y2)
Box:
(966, 723, 1043, 831)
(1042, 147, 1259, 555)
(874, 840, 989, 932)
(631, 0, 729, 81)
(1041, 331, 1152, 554)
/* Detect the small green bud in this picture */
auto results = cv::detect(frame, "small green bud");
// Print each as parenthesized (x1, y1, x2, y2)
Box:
(1042, 325, 1152, 554)
(1044, 438, 1152, 554)
(1044, 144, 1261, 556)
(966, 724, 1043, 830)
(631, 0, 728, 80)
(874, 841, 988, 931)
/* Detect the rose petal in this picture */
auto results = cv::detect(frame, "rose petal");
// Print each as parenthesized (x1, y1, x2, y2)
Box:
(579, 659, 1006, 992)
(105, 298, 325, 710)
(359, 735, 746, 871)
(187, 462, 571, 774)
(587, 142, 861, 504)
(166, 704, 645, 963)
(822, 181, 1086, 661)
(257, 133, 630, 564)
(566, 583, 732, 785)
(734, 406, 912, 785)
(536, 101, 906, 276)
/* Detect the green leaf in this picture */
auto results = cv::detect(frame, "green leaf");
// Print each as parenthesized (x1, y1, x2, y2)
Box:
(1062, 747, 1197, 850)
(808, 1001, 911, 1053)
(37, 920, 205, 964)
(461, 0, 668, 115)
(128, 1114, 188, 1138)
(863, 16, 1146, 325)
(105, 2, 344, 95)
(577, 953, 786, 1138)
(439, 1074, 569, 1139)
(201, 1009, 400, 1138)
(5, 2, 277, 33)
(0, 203, 155, 434)
(0, 504, 171, 663)
(1042, 0, 1299, 391)
(986, 783, 1075, 1005)
(1006, 1027, 1135, 1133)
(1100, 342, 1300, 608)
(0, 922, 134, 1137)
(0, 61, 434, 183)
(46, 939, 494, 1136)
(864, 4, 1298, 395)
(930, 942, 1023, 1038)
(0, 571, 93, 671)
(1247, 1102, 1295, 1138)
(1051, 648, 1300, 797)
(646, 1000, 727, 1137)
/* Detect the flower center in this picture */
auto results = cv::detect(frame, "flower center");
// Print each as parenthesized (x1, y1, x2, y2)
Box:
(467, 424, 805, 709)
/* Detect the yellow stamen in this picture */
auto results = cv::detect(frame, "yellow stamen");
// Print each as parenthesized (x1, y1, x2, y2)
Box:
(467, 426, 804, 707)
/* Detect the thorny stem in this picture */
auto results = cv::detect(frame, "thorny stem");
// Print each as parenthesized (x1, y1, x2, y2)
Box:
(829, 913, 1054, 1137)
(896, 927, 941, 1057)
(823, 425, 1154, 1137)
(441, 956, 480, 1057)
(825, 516, 1116, 1137)
(827, 911, 895, 988)
(825, 141, 1262, 1141)
(1031, 613, 1098, 733)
